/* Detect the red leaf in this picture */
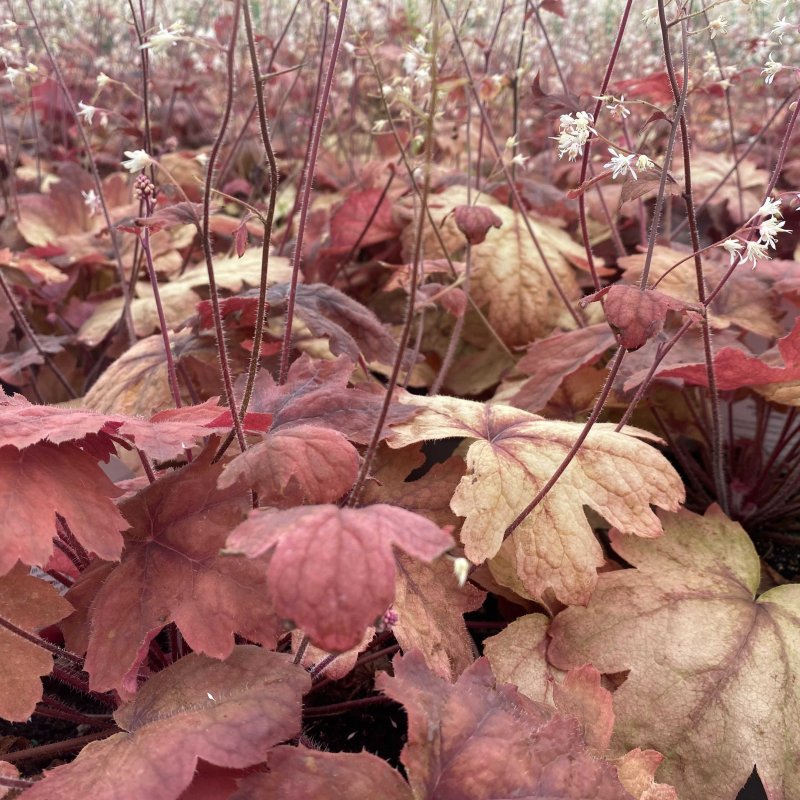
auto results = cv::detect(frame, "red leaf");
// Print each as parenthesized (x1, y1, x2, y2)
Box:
(225, 504, 453, 652)
(246, 353, 417, 444)
(218, 424, 359, 507)
(23, 648, 309, 800)
(0, 566, 73, 721)
(581, 284, 701, 351)
(377, 651, 631, 799)
(0, 442, 127, 574)
(614, 71, 682, 105)
(656, 316, 800, 390)
(84, 447, 281, 697)
(0, 394, 264, 462)
(327, 187, 401, 251)
(452, 205, 503, 245)
(232, 746, 414, 799)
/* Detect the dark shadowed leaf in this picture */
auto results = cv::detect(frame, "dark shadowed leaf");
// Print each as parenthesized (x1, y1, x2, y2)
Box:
(24, 648, 309, 800)
(268, 282, 415, 367)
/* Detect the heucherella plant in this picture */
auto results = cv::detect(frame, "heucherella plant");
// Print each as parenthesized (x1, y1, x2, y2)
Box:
(1, 0, 800, 798)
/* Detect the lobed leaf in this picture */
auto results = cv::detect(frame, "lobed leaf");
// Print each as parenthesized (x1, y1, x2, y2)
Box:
(377, 650, 631, 799)
(84, 447, 281, 697)
(24, 647, 309, 800)
(549, 506, 800, 800)
(388, 394, 684, 604)
(225, 504, 453, 652)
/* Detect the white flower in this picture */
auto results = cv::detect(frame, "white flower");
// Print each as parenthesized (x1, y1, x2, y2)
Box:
(642, 6, 659, 25)
(739, 239, 770, 269)
(511, 153, 529, 168)
(121, 149, 152, 173)
(402, 51, 418, 75)
(708, 16, 728, 39)
(24, 63, 38, 75)
(771, 17, 795, 44)
(4, 67, 21, 85)
(553, 111, 596, 161)
(96, 71, 112, 88)
(194, 152, 208, 167)
(452, 557, 470, 588)
(140, 21, 185, 52)
(721, 238, 743, 264)
(759, 217, 790, 249)
(606, 95, 631, 119)
(635, 154, 654, 171)
(81, 189, 102, 216)
(762, 53, 783, 85)
(0, 20, 18, 33)
(604, 147, 637, 180)
(77, 101, 97, 125)
(757, 196, 782, 218)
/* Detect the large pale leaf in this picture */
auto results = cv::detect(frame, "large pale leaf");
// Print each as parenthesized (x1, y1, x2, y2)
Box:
(549, 506, 800, 800)
(406, 185, 584, 346)
(388, 394, 684, 604)
(225, 504, 453, 652)
(23, 647, 309, 800)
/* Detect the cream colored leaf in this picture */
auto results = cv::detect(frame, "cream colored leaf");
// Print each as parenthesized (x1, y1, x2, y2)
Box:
(78, 250, 292, 346)
(83, 331, 221, 417)
(484, 613, 555, 703)
(388, 394, 684, 604)
(549, 505, 800, 800)
(404, 186, 583, 346)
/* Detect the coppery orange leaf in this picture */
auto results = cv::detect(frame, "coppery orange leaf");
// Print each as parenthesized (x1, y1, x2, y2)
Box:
(232, 746, 414, 799)
(0, 566, 73, 721)
(377, 651, 631, 799)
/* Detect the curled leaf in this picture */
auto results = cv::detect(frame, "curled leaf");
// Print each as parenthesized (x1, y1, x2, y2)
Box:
(452, 204, 503, 245)
(581, 284, 702, 351)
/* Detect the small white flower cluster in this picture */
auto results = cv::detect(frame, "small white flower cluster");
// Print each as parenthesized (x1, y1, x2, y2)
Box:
(603, 148, 653, 181)
(140, 21, 185, 53)
(553, 111, 596, 161)
(762, 53, 784, 84)
(720, 197, 791, 269)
